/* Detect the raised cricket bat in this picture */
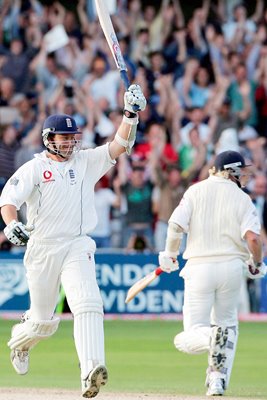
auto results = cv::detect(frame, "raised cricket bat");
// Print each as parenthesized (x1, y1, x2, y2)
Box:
(94, 0, 130, 90)
(125, 267, 164, 304)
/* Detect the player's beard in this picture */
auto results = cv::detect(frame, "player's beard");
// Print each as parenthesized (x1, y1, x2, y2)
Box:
(49, 140, 82, 159)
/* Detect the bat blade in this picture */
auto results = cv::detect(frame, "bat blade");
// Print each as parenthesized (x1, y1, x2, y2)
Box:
(125, 267, 163, 304)
(94, 0, 130, 89)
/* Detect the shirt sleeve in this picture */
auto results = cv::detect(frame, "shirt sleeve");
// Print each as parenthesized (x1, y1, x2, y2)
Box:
(83, 143, 116, 184)
(0, 161, 36, 210)
(241, 200, 261, 238)
(169, 188, 193, 232)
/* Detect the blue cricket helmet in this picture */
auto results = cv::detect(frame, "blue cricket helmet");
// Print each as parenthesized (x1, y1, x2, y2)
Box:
(41, 114, 81, 158)
(42, 114, 80, 136)
(214, 150, 252, 188)
(214, 150, 251, 172)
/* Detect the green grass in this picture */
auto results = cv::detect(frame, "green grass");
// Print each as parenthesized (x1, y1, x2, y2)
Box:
(0, 319, 266, 398)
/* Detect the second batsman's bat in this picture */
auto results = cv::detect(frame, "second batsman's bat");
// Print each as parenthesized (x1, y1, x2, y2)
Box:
(94, 0, 130, 90)
(125, 267, 164, 304)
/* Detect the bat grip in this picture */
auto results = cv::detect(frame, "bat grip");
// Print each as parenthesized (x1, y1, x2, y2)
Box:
(120, 70, 139, 112)
(120, 70, 130, 89)
(155, 267, 163, 276)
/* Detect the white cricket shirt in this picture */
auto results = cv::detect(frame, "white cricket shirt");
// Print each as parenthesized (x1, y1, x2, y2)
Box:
(0, 144, 116, 240)
(169, 175, 261, 263)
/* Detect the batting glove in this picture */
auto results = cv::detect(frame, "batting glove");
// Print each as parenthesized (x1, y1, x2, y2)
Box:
(124, 84, 147, 116)
(4, 220, 33, 246)
(159, 251, 179, 273)
(245, 256, 267, 279)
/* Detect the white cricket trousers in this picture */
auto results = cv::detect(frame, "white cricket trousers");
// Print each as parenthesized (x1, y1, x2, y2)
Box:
(181, 259, 244, 330)
(174, 259, 244, 387)
(24, 235, 105, 379)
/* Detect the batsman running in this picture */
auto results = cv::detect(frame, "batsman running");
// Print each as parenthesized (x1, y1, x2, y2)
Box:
(0, 85, 146, 398)
(158, 150, 266, 397)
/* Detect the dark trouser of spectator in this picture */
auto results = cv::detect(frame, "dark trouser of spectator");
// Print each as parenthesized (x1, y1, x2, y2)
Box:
(123, 224, 154, 250)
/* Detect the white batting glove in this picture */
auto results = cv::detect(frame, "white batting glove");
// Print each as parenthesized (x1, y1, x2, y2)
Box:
(124, 84, 147, 114)
(4, 220, 33, 246)
(159, 251, 179, 274)
(245, 256, 267, 279)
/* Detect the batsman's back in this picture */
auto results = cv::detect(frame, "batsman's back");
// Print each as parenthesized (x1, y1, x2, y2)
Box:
(182, 176, 258, 262)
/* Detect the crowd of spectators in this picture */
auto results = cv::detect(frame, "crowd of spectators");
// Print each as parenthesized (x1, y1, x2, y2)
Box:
(0, 0, 267, 269)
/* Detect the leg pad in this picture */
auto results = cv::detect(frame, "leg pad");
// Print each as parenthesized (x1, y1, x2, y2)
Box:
(8, 316, 60, 350)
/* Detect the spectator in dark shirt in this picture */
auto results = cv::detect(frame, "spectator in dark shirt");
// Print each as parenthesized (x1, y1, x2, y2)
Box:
(0, 77, 16, 106)
(1, 38, 32, 92)
(117, 153, 155, 250)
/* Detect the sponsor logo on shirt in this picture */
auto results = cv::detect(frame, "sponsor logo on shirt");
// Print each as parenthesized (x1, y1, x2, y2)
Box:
(42, 170, 55, 183)
(69, 169, 76, 185)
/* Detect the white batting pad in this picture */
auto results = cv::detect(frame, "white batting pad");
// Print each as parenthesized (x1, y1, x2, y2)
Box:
(8, 317, 60, 350)
(174, 327, 211, 354)
(206, 326, 238, 389)
(74, 312, 105, 380)
(222, 326, 238, 388)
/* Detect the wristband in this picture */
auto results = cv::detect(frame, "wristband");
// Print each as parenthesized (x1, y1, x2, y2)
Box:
(122, 115, 138, 125)
(123, 109, 137, 118)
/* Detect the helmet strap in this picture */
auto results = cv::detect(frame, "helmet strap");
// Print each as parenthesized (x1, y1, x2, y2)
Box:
(229, 174, 241, 188)
(46, 146, 67, 159)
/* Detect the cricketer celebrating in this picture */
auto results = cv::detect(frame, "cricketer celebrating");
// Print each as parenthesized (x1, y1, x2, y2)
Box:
(158, 150, 266, 397)
(0, 84, 146, 398)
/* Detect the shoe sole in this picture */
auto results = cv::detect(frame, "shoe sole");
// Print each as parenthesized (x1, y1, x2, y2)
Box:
(206, 390, 224, 396)
(206, 378, 225, 396)
(82, 365, 108, 398)
(10, 350, 29, 375)
(209, 327, 228, 371)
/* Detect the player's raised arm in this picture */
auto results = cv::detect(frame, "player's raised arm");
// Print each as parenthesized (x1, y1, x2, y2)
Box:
(108, 84, 146, 160)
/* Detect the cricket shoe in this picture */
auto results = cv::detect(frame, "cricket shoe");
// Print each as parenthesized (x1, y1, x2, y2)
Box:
(82, 365, 108, 398)
(10, 349, 29, 375)
(209, 326, 228, 371)
(206, 377, 225, 396)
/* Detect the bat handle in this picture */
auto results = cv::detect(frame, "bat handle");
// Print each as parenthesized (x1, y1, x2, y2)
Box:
(120, 70, 140, 113)
(155, 267, 164, 276)
(120, 70, 130, 89)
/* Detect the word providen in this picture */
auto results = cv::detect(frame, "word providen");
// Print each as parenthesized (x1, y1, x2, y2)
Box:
(96, 262, 184, 313)
(101, 289, 184, 313)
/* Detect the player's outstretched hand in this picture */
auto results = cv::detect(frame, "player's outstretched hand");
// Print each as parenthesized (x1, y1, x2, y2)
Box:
(4, 220, 33, 246)
(124, 84, 146, 114)
(159, 251, 179, 273)
(246, 256, 267, 279)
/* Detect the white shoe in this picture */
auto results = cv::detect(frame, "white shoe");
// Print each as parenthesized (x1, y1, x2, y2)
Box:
(82, 365, 108, 398)
(209, 327, 228, 371)
(206, 377, 225, 396)
(10, 349, 29, 375)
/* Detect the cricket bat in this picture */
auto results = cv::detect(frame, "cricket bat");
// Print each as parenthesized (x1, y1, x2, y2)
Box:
(94, 0, 130, 90)
(125, 267, 164, 304)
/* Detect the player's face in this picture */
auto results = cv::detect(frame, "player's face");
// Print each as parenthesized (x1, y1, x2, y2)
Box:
(51, 134, 81, 159)
(239, 167, 253, 188)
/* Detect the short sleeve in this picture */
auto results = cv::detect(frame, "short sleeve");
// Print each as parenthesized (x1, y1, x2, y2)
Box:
(241, 201, 261, 238)
(169, 189, 193, 232)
